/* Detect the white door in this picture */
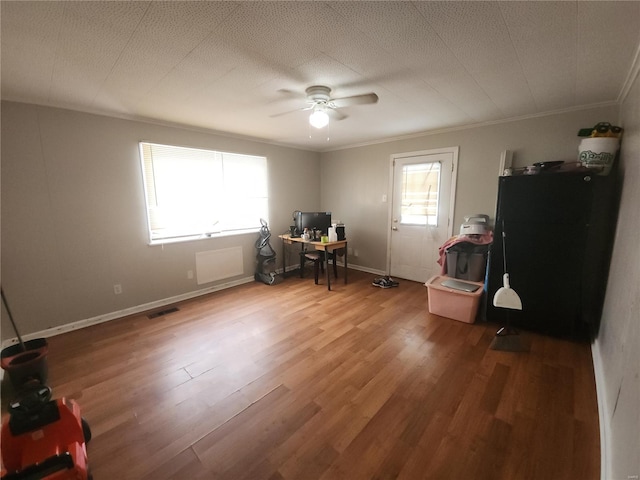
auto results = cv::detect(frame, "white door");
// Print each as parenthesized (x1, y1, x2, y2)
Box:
(388, 148, 457, 283)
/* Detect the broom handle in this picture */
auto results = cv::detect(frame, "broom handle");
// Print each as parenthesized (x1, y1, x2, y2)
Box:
(1, 287, 26, 352)
(501, 220, 508, 273)
(501, 222, 514, 333)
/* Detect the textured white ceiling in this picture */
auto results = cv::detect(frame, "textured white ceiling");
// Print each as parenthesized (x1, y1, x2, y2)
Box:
(2, 1, 639, 151)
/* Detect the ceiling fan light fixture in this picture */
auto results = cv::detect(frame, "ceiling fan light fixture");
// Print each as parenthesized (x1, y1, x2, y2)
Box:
(309, 107, 329, 129)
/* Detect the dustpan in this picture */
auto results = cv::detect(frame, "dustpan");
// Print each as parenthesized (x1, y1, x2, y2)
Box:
(490, 224, 528, 352)
(493, 273, 522, 310)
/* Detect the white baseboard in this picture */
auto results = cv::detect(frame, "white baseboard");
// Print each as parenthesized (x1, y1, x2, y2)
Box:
(591, 341, 610, 480)
(1, 265, 385, 349)
(1, 276, 255, 349)
(281, 261, 385, 277)
(341, 262, 386, 276)
(1, 265, 383, 383)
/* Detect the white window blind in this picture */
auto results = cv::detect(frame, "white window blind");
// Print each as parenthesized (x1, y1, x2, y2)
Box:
(139, 142, 268, 242)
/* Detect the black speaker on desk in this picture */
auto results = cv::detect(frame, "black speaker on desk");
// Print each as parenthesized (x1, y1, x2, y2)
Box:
(336, 224, 345, 240)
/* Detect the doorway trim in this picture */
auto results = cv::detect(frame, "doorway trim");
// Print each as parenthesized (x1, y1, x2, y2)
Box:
(386, 146, 459, 276)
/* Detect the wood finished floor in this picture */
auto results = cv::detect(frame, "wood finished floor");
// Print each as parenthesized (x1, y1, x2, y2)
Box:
(1, 269, 600, 479)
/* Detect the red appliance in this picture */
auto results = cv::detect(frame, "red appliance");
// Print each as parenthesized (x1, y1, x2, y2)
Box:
(1, 384, 92, 480)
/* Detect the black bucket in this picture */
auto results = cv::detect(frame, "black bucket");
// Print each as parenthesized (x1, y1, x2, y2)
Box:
(1, 338, 49, 388)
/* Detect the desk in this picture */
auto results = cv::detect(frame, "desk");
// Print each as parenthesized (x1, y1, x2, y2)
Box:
(279, 234, 348, 291)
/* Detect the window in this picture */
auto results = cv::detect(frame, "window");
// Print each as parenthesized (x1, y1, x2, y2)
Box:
(139, 142, 268, 242)
(400, 162, 440, 226)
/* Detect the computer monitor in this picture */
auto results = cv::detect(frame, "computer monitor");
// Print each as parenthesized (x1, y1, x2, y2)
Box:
(295, 211, 332, 235)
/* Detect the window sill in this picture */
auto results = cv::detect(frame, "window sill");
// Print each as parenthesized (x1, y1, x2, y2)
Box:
(147, 228, 260, 246)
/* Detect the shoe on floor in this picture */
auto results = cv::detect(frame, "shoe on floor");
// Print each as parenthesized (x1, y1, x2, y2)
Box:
(372, 276, 399, 288)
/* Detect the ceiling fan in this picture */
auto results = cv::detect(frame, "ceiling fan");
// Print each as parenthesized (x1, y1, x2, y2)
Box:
(271, 85, 379, 128)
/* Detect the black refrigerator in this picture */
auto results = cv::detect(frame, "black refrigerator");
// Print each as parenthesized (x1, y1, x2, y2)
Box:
(485, 171, 618, 339)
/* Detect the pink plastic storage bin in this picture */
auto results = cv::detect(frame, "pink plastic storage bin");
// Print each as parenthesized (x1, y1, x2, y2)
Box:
(425, 275, 484, 324)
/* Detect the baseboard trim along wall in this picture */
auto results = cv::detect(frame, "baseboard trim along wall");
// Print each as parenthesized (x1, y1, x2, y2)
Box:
(1, 276, 255, 349)
(340, 263, 385, 276)
(282, 262, 384, 277)
(591, 341, 610, 480)
(1, 265, 383, 349)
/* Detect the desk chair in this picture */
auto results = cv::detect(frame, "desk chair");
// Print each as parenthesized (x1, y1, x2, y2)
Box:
(299, 249, 340, 285)
(327, 248, 345, 279)
(300, 251, 323, 284)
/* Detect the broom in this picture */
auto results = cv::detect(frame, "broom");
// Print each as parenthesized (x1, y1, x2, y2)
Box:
(2, 287, 26, 352)
(489, 223, 528, 352)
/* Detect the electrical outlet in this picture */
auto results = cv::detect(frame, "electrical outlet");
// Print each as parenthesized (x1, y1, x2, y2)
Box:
(187, 270, 194, 279)
(113, 284, 122, 295)
(354, 249, 359, 257)
(382, 194, 387, 202)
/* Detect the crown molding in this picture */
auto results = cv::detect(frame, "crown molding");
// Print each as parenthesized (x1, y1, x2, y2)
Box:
(617, 40, 640, 105)
(320, 101, 620, 153)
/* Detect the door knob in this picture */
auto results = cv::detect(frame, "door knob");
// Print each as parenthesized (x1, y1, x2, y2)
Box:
(392, 226, 398, 231)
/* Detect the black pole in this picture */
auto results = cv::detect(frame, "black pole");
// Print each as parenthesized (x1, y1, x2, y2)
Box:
(1, 287, 26, 352)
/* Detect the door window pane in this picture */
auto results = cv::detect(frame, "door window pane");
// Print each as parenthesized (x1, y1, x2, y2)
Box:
(400, 162, 440, 226)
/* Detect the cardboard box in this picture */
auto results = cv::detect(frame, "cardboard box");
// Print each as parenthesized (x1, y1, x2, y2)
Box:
(425, 275, 484, 324)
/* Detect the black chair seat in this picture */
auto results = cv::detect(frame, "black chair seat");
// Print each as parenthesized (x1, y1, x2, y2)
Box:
(300, 251, 323, 284)
(300, 249, 341, 285)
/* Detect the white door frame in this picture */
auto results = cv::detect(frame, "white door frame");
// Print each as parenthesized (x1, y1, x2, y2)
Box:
(386, 146, 459, 276)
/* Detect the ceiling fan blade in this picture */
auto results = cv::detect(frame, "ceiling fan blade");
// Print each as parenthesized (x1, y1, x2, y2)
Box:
(276, 88, 307, 100)
(269, 105, 312, 118)
(327, 108, 347, 121)
(330, 92, 378, 108)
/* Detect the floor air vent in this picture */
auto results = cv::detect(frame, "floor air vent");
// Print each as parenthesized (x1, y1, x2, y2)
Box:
(148, 307, 179, 319)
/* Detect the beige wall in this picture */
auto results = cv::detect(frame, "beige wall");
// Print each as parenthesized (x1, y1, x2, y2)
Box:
(1, 101, 320, 338)
(2, 101, 619, 340)
(594, 72, 640, 479)
(319, 99, 639, 477)
(319, 105, 619, 272)
(1, 88, 637, 477)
